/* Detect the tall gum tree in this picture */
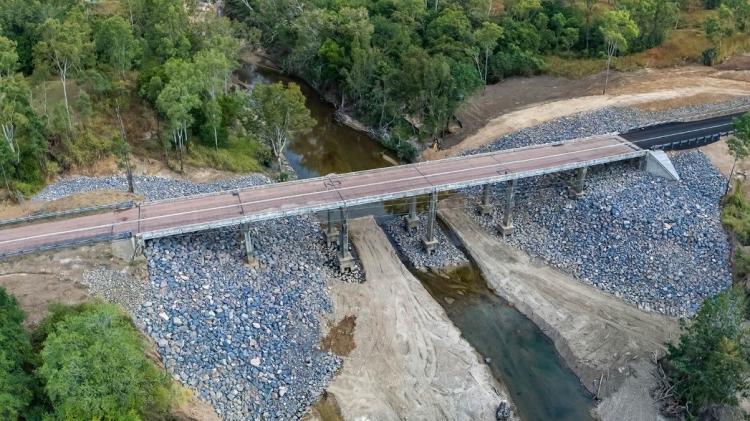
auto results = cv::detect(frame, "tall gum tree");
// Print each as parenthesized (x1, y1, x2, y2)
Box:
(34, 10, 92, 131)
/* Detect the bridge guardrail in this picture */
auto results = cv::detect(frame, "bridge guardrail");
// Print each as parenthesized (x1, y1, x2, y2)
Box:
(0, 200, 135, 228)
(0, 232, 132, 259)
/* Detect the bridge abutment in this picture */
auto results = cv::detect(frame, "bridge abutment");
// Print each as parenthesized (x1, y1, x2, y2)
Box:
(240, 223, 258, 266)
(325, 209, 340, 246)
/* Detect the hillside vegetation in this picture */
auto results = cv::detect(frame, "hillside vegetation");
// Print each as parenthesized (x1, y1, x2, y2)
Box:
(227, 0, 750, 148)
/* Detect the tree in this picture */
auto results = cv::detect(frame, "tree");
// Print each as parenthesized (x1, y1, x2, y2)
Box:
(620, 0, 679, 50)
(0, 287, 35, 419)
(38, 302, 172, 419)
(94, 15, 139, 79)
(0, 36, 19, 78)
(114, 102, 134, 193)
(599, 10, 639, 94)
(472, 21, 503, 85)
(248, 82, 314, 173)
(727, 112, 750, 193)
(667, 288, 750, 417)
(0, 75, 31, 166)
(156, 59, 200, 172)
(34, 11, 92, 131)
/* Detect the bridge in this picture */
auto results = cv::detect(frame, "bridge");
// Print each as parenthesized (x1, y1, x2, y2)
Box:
(0, 134, 658, 269)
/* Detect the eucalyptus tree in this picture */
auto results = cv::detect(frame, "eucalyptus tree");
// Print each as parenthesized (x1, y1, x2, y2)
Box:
(156, 59, 201, 172)
(600, 10, 639, 94)
(34, 10, 92, 130)
(248, 82, 314, 173)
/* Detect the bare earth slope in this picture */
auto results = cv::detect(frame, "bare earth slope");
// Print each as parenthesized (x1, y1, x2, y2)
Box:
(324, 216, 510, 421)
(438, 207, 679, 403)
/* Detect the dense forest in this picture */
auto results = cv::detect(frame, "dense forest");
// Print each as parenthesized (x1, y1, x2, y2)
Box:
(227, 0, 750, 155)
(0, 0, 313, 196)
(1, 0, 750, 197)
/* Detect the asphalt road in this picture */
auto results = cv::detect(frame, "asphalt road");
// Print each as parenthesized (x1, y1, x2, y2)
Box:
(0, 135, 642, 257)
(621, 112, 745, 150)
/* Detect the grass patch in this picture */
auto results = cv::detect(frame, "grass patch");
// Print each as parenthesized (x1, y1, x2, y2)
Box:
(185, 137, 266, 173)
(542, 55, 606, 79)
(723, 184, 750, 246)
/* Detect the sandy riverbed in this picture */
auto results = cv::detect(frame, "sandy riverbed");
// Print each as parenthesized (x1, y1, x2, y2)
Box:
(317, 217, 513, 421)
(438, 206, 680, 421)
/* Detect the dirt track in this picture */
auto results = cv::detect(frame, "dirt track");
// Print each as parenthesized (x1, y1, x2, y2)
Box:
(438, 207, 680, 419)
(322, 217, 512, 421)
(427, 66, 750, 160)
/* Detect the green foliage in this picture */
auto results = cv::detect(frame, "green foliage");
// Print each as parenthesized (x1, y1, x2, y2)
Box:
(248, 82, 315, 169)
(729, 112, 750, 162)
(0, 35, 19, 77)
(0, 288, 35, 420)
(38, 302, 173, 420)
(733, 247, 750, 281)
(667, 288, 750, 415)
(94, 15, 140, 78)
(723, 182, 750, 245)
(619, 0, 679, 51)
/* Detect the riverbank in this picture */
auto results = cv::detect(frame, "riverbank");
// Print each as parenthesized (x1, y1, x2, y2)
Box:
(438, 206, 679, 418)
(320, 217, 514, 420)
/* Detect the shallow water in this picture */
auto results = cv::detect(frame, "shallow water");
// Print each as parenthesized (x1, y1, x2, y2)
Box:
(239, 64, 596, 421)
(416, 264, 596, 421)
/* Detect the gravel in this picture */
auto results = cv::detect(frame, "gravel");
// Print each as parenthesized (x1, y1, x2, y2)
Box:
(140, 219, 343, 420)
(461, 100, 742, 317)
(34, 174, 270, 201)
(35, 173, 362, 419)
(472, 97, 750, 154)
(379, 214, 468, 270)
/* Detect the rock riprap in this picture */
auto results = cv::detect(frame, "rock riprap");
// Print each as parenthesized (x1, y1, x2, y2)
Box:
(380, 214, 468, 270)
(34, 174, 270, 201)
(141, 218, 342, 420)
(467, 151, 730, 317)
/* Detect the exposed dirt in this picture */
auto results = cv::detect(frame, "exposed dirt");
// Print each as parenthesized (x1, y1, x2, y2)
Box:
(0, 244, 220, 420)
(438, 205, 680, 419)
(427, 66, 750, 160)
(0, 190, 141, 220)
(321, 315, 356, 357)
(321, 216, 513, 421)
(700, 138, 750, 194)
(302, 392, 345, 421)
(594, 361, 669, 421)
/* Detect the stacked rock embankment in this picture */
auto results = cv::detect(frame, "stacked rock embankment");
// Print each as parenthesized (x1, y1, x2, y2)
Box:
(33, 174, 364, 419)
(465, 102, 737, 317)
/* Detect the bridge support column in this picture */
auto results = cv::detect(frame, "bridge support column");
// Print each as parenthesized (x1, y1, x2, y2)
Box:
(568, 167, 588, 199)
(337, 208, 356, 273)
(325, 209, 339, 247)
(241, 223, 258, 265)
(499, 180, 516, 236)
(404, 196, 420, 231)
(479, 184, 493, 215)
(422, 191, 439, 255)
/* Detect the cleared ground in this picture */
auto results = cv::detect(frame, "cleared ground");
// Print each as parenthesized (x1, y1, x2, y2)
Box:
(438, 206, 680, 420)
(320, 216, 512, 421)
(428, 66, 750, 160)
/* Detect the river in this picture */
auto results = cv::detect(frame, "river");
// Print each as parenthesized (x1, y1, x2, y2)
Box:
(241, 63, 595, 420)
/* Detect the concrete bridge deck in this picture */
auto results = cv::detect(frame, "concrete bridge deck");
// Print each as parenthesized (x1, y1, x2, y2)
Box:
(0, 134, 643, 257)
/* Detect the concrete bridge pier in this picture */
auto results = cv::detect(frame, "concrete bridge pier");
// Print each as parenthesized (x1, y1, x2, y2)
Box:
(499, 179, 516, 236)
(337, 207, 356, 272)
(569, 167, 588, 199)
(240, 223, 258, 265)
(479, 184, 493, 215)
(325, 209, 340, 246)
(405, 196, 420, 231)
(422, 191, 439, 255)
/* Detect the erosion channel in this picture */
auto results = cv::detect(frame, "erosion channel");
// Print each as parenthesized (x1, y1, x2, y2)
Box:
(242, 63, 596, 420)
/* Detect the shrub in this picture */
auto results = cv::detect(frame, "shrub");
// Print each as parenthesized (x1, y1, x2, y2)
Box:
(722, 185, 750, 246)
(38, 302, 173, 420)
(666, 288, 750, 416)
(0, 288, 35, 420)
(702, 47, 719, 66)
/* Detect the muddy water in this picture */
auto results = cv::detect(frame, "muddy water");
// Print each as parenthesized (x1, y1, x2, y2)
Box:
(237, 66, 399, 179)
(416, 264, 596, 421)
(239, 64, 596, 420)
